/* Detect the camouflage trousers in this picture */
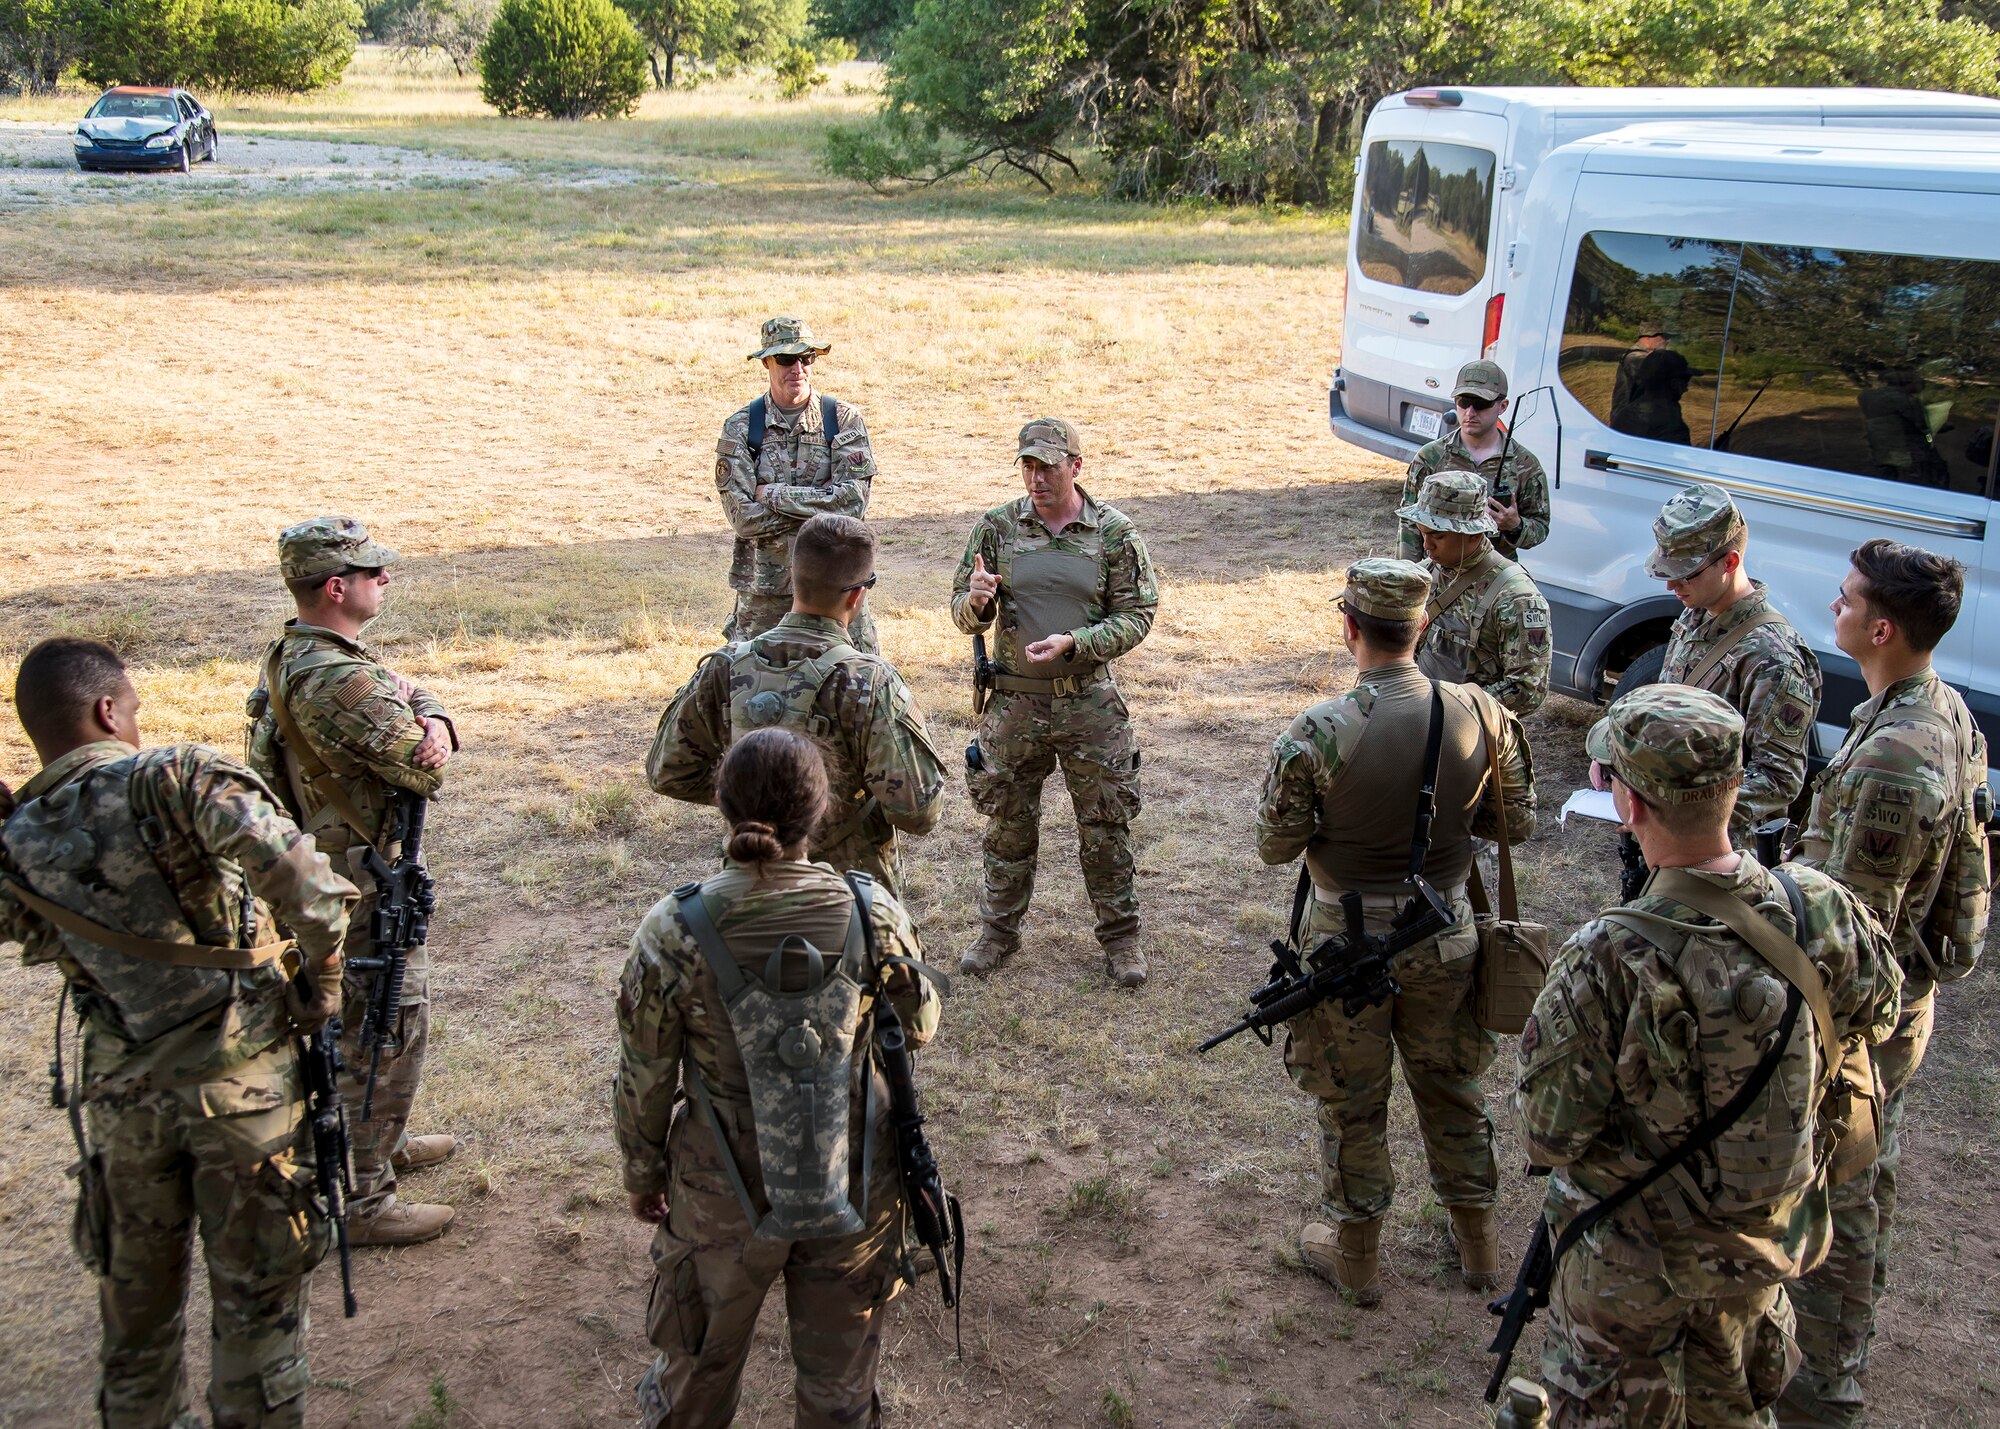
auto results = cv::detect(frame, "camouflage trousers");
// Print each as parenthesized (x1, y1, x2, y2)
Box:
(728, 593, 879, 656)
(1780, 986, 1935, 1429)
(636, 1107, 901, 1428)
(964, 682, 1141, 951)
(1282, 887, 1496, 1222)
(1545, 1252, 1801, 1428)
(337, 889, 432, 1216)
(83, 1037, 328, 1428)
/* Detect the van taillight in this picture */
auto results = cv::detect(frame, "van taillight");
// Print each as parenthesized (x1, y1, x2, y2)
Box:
(1483, 293, 1505, 356)
(1405, 88, 1463, 108)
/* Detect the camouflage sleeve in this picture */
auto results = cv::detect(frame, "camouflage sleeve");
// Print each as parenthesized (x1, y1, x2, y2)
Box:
(950, 518, 1001, 635)
(1070, 519, 1157, 662)
(1508, 449, 1551, 553)
(171, 747, 356, 964)
(645, 654, 730, 806)
(614, 897, 691, 1197)
(1814, 725, 1953, 932)
(1255, 724, 1326, 866)
(1514, 930, 1618, 1168)
(871, 886, 941, 1048)
(291, 659, 444, 798)
(404, 683, 459, 749)
(1729, 649, 1818, 841)
(1470, 698, 1537, 844)
(1485, 588, 1551, 716)
(760, 404, 875, 520)
(863, 671, 946, 836)
(713, 411, 796, 541)
(1396, 458, 1428, 562)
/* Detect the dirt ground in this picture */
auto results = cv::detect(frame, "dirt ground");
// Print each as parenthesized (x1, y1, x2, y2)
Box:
(2, 51, 1997, 1429)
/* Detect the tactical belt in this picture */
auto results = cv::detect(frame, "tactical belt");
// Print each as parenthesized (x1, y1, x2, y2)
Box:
(989, 664, 1107, 698)
(1, 874, 297, 973)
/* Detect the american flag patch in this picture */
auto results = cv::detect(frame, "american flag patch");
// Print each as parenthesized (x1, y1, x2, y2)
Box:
(334, 671, 376, 710)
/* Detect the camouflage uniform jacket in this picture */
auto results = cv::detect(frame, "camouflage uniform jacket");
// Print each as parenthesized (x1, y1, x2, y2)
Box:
(949, 488, 1159, 674)
(1416, 545, 1551, 715)
(714, 393, 876, 599)
(247, 620, 455, 860)
(0, 740, 354, 1096)
(1516, 855, 1901, 1297)
(1397, 430, 1551, 563)
(1256, 662, 1536, 897)
(1794, 669, 1991, 995)
(645, 613, 947, 845)
(613, 858, 940, 1198)
(1661, 581, 1823, 842)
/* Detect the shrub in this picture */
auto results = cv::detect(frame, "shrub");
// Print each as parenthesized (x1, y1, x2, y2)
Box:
(771, 39, 821, 97)
(75, 0, 359, 90)
(478, 0, 647, 117)
(0, 0, 85, 93)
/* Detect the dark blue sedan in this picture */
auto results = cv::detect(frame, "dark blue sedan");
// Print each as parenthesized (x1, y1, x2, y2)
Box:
(74, 87, 219, 172)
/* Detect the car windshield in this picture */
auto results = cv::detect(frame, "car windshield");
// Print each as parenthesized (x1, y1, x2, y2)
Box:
(88, 94, 179, 121)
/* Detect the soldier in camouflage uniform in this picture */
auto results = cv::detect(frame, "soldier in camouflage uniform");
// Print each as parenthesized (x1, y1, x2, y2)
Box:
(246, 517, 460, 1246)
(1522, 686, 1902, 1429)
(1255, 559, 1536, 1305)
(647, 514, 946, 898)
(0, 637, 355, 1428)
(952, 417, 1158, 988)
(1401, 472, 1551, 716)
(714, 317, 883, 653)
(1780, 540, 1992, 1429)
(616, 727, 942, 1429)
(1650, 485, 1822, 843)
(1397, 360, 1551, 565)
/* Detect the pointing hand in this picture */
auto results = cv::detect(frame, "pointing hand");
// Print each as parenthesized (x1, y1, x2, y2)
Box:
(968, 553, 1000, 614)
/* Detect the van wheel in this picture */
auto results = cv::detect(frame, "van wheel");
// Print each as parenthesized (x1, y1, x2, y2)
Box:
(1609, 646, 1667, 705)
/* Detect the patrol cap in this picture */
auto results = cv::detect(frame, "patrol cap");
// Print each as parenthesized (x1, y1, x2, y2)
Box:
(1397, 471, 1499, 535)
(1338, 558, 1431, 620)
(1586, 684, 1744, 806)
(1017, 417, 1081, 465)
(279, 517, 399, 581)
(1638, 323, 1666, 339)
(1452, 360, 1507, 402)
(748, 315, 831, 361)
(1646, 483, 1746, 580)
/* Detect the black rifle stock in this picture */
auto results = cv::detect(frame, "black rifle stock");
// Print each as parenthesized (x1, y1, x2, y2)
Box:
(1616, 831, 1649, 903)
(1753, 816, 1791, 868)
(1484, 1210, 1551, 1401)
(875, 996, 966, 1335)
(299, 1011, 359, 1317)
(353, 793, 435, 1119)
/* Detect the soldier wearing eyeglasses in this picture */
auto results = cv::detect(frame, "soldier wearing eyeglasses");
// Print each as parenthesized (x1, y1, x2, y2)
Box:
(1396, 360, 1550, 565)
(713, 317, 883, 652)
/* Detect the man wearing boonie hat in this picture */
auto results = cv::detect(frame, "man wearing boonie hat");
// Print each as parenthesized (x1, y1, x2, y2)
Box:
(952, 417, 1158, 988)
(1649, 483, 1821, 843)
(1256, 557, 1536, 1308)
(1397, 359, 1551, 565)
(246, 516, 462, 1246)
(1400, 471, 1550, 715)
(713, 317, 883, 652)
(1614, 321, 1672, 414)
(1520, 684, 1900, 1428)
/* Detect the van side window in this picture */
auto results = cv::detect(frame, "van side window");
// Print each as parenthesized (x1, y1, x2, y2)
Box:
(1356, 141, 1495, 296)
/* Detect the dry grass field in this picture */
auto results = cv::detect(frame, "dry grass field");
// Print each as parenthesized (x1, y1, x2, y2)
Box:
(3, 49, 1998, 1428)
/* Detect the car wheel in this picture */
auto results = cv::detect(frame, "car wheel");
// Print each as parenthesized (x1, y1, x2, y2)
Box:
(1608, 645, 1667, 706)
(205, 130, 217, 162)
(177, 140, 191, 174)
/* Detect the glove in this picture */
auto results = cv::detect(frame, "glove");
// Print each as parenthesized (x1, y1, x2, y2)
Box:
(286, 952, 344, 1034)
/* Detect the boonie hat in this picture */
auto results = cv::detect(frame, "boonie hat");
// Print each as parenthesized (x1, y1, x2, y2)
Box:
(1646, 483, 1746, 580)
(748, 316, 831, 361)
(1338, 558, 1431, 620)
(279, 517, 400, 581)
(1452, 360, 1508, 402)
(1017, 417, 1081, 465)
(1397, 471, 1499, 536)
(1586, 684, 1744, 807)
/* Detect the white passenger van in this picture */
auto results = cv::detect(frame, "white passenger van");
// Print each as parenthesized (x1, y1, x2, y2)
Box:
(1494, 122, 2000, 771)
(1332, 87, 2000, 462)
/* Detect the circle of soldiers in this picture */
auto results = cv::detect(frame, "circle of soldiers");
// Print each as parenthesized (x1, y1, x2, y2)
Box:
(0, 325, 1989, 1429)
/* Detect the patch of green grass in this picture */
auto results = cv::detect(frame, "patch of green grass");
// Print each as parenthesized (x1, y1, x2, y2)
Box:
(407, 1374, 457, 1429)
(1062, 1173, 1139, 1221)
(1101, 1387, 1135, 1428)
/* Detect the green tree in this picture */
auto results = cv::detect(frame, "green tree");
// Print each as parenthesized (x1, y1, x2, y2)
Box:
(1, 0, 84, 92)
(478, 0, 648, 115)
(614, 0, 728, 85)
(76, 0, 359, 89)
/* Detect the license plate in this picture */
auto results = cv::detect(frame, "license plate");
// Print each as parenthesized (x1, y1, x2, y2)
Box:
(1405, 407, 1444, 441)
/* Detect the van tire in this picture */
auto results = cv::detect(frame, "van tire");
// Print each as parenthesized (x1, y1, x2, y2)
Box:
(1609, 645, 1667, 705)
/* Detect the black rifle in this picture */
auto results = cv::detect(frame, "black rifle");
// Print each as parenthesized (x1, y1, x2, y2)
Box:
(1617, 831, 1649, 903)
(352, 793, 435, 1119)
(1484, 1203, 1551, 1401)
(299, 1010, 359, 1317)
(971, 633, 995, 716)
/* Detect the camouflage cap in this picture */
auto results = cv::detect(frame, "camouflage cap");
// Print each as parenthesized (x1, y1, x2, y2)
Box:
(1337, 557, 1431, 620)
(748, 316, 831, 361)
(1585, 684, 1744, 806)
(1638, 323, 1667, 339)
(1646, 483, 1746, 579)
(278, 516, 399, 581)
(1397, 471, 1499, 535)
(1017, 416, 1081, 464)
(1453, 360, 1508, 401)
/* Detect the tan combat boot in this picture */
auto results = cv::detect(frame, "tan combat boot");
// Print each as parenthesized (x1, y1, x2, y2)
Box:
(1450, 1206, 1501, 1292)
(349, 1195, 455, 1247)
(1300, 1219, 1382, 1306)
(392, 1133, 457, 1173)
(1104, 943, 1148, 989)
(959, 931, 1016, 976)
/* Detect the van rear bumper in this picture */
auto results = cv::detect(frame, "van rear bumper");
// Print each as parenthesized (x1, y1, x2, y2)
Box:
(1330, 370, 1451, 464)
(1330, 386, 1422, 463)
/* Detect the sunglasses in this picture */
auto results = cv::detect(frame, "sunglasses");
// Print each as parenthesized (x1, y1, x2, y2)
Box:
(841, 573, 879, 594)
(773, 353, 816, 368)
(1454, 394, 1498, 412)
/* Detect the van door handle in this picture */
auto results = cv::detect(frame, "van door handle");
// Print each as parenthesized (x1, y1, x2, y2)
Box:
(1408, 312, 1430, 326)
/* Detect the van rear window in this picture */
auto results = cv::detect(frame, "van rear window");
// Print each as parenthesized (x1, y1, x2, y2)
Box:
(1356, 141, 1496, 296)
(1562, 230, 2000, 497)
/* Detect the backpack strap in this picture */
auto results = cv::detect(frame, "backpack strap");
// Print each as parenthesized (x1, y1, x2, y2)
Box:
(261, 644, 382, 848)
(1426, 548, 1503, 624)
(745, 397, 768, 462)
(1683, 609, 1787, 690)
(681, 1053, 763, 1229)
(822, 394, 840, 445)
(672, 880, 748, 1003)
(0, 874, 295, 973)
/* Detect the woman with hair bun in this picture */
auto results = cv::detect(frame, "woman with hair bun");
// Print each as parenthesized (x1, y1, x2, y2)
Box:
(614, 726, 943, 1428)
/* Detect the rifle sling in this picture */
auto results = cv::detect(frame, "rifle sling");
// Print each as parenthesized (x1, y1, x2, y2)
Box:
(1682, 609, 1786, 691)
(1463, 687, 1518, 921)
(3, 874, 295, 972)
(261, 646, 382, 849)
(1425, 548, 1502, 624)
